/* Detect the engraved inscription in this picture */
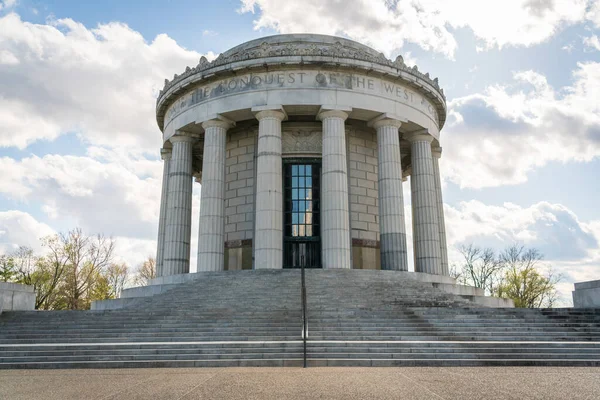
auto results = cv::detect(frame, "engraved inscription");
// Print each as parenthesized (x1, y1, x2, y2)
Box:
(165, 70, 438, 125)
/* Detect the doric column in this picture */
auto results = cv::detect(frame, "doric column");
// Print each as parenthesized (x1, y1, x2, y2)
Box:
(318, 108, 352, 269)
(432, 146, 449, 276)
(253, 108, 286, 269)
(371, 116, 408, 271)
(405, 132, 441, 275)
(196, 118, 232, 272)
(163, 133, 195, 276)
(155, 148, 172, 278)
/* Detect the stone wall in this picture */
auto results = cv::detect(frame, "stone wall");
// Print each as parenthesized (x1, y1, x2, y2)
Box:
(347, 127, 381, 269)
(0, 282, 36, 314)
(224, 127, 256, 270)
(572, 280, 600, 308)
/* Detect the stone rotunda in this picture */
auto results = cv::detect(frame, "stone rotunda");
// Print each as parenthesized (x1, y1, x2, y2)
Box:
(10, 34, 600, 372)
(155, 34, 448, 276)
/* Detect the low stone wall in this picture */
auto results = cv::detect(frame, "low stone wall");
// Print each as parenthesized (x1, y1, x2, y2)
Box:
(573, 280, 600, 308)
(0, 282, 36, 314)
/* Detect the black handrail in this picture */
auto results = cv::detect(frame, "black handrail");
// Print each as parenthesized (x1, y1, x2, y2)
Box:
(301, 255, 307, 368)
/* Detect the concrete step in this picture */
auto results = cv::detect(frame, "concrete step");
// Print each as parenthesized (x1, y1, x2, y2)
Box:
(1, 269, 599, 368)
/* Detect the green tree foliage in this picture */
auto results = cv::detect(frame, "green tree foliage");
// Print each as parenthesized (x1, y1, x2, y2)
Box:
(494, 245, 561, 308)
(0, 254, 16, 282)
(11, 246, 63, 309)
(6, 229, 126, 310)
(57, 228, 116, 310)
(453, 243, 562, 308)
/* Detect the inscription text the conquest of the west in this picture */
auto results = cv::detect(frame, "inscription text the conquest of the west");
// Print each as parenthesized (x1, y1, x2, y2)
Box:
(165, 70, 438, 124)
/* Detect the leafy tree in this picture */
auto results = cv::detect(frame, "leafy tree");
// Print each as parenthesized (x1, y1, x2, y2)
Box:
(54, 228, 116, 310)
(0, 254, 16, 282)
(134, 256, 156, 286)
(494, 245, 561, 308)
(11, 246, 61, 309)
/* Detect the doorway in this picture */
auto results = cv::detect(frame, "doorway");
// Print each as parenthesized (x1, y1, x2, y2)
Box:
(283, 160, 321, 268)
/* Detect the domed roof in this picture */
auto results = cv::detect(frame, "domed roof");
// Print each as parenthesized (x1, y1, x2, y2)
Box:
(156, 34, 446, 131)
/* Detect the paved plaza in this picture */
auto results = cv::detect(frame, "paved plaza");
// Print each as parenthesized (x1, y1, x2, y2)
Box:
(1, 367, 599, 399)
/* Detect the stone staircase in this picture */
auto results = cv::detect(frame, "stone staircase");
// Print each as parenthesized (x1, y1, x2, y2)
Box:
(0, 269, 599, 368)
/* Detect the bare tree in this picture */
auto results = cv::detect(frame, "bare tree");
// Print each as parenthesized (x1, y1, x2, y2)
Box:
(103, 263, 129, 299)
(456, 244, 504, 295)
(12, 246, 37, 279)
(134, 256, 156, 286)
(449, 262, 462, 281)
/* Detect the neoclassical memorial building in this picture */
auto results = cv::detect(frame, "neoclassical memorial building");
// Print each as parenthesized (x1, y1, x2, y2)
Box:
(155, 34, 448, 276)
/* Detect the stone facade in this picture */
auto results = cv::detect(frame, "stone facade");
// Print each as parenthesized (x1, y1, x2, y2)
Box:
(224, 128, 256, 243)
(153, 34, 450, 279)
(347, 126, 382, 269)
(224, 127, 256, 270)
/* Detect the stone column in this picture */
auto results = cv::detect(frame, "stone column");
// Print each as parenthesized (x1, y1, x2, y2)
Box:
(372, 118, 408, 271)
(405, 132, 441, 275)
(253, 109, 285, 269)
(318, 108, 351, 269)
(197, 119, 232, 272)
(155, 148, 172, 278)
(432, 146, 449, 276)
(163, 134, 195, 276)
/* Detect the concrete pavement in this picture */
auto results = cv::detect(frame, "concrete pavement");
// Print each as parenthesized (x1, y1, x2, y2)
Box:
(1, 367, 599, 400)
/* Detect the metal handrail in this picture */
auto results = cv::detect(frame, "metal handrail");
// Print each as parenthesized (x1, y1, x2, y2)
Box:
(301, 255, 307, 368)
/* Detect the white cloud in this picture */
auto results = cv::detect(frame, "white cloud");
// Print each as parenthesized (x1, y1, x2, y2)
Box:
(401, 51, 416, 67)
(0, 49, 18, 64)
(113, 236, 157, 270)
(583, 34, 600, 51)
(0, 13, 207, 150)
(0, 210, 55, 253)
(239, 0, 458, 58)
(239, 0, 593, 57)
(442, 62, 600, 188)
(444, 200, 600, 306)
(561, 43, 575, 52)
(587, 0, 600, 27)
(0, 147, 204, 270)
(445, 201, 598, 259)
(0, 0, 17, 11)
(0, 152, 162, 238)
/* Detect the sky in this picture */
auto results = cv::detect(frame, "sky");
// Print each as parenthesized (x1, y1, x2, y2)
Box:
(0, 0, 599, 305)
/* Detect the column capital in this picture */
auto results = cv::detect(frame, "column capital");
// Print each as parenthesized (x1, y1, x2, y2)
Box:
(169, 132, 197, 144)
(432, 146, 443, 158)
(403, 131, 434, 144)
(317, 105, 351, 121)
(160, 148, 172, 161)
(252, 105, 287, 121)
(368, 113, 406, 130)
(201, 114, 235, 130)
